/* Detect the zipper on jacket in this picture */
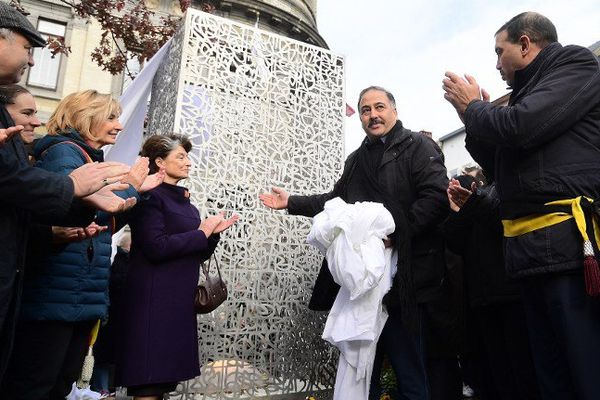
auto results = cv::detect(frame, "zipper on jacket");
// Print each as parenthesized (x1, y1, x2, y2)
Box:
(87, 240, 94, 263)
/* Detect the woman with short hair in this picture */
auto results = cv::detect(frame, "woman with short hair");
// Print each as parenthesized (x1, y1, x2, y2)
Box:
(118, 133, 238, 400)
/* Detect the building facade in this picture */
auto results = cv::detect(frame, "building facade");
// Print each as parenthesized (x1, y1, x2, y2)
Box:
(17, 0, 124, 123)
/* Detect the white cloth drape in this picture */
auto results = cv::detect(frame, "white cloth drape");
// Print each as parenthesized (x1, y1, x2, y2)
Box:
(104, 39, 172, 165)
(307, 197, 397, 400)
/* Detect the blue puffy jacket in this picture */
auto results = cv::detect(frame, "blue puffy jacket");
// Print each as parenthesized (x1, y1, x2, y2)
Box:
(19, 129, 139, 322)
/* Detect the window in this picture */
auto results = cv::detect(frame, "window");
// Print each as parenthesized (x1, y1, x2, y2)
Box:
(27, 19, 66, 90)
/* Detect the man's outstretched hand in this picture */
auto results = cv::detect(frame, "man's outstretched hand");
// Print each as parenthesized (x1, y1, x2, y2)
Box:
(259, 187, 289, 210)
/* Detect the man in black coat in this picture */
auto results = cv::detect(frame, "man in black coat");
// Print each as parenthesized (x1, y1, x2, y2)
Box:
(260, 86, 449, 399)
(443, 12, 600, 400)
(0, 2, 135, 382)
(445, 178, 540, 400)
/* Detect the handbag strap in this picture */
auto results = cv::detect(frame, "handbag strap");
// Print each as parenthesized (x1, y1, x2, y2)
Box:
(201, 255, 224, 280)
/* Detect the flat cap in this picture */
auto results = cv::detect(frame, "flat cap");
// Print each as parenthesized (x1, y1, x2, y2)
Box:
(0, 2, 46, 47)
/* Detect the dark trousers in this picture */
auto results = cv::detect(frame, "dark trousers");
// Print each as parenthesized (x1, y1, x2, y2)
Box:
(1, 319, 94, 400)
(469, 303, 541, 400)
(369, 308, 429, 400)
(520, 273, 600, 400)
(0, 273, 19, 383)
(427, 357, 462, 400)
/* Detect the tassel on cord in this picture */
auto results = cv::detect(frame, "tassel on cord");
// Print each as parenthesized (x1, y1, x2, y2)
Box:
(77, 320, 101, 389)
(77, 347, 95, 389)
(583, 240, 600, 297)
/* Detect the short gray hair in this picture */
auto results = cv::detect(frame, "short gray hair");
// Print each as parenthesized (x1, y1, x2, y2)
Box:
(142, 133, 193, 174)
(357, 86, 396, 109)
(0, 28, 15, 43)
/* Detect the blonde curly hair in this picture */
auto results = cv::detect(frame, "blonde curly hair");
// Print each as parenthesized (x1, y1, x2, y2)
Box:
(46, 89, 121, 141)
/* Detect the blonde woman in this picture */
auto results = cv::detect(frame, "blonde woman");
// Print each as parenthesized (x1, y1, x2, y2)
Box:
(1, 90, 162, 400)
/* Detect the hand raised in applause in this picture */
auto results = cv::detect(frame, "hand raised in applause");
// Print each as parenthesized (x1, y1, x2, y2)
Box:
(213, 213, 239, 234)
(199, 212, 239, 237)
(442, 72, 490, 122)
(0, 125, 23, 145)
(139, 168, 165, 193)
(447, 178, 476, 211)
(69, 162, 130, 197)
(52, 222, 108, 244)
(258, 187, 289, 210)
(121, 157, 150, 191)
(82, 182, 137, 213)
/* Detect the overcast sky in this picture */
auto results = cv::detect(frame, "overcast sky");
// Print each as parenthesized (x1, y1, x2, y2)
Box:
(316, 0, 600, 155)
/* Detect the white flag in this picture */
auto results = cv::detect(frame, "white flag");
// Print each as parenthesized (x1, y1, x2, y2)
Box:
(104, 39, 173, 165)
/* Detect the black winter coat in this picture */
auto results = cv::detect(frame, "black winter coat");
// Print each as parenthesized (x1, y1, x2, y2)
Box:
(0, 106, 92, 380)
(464, 43, 600, 278)
(288, 121, 449, 309)
(444, 185, 520, 308)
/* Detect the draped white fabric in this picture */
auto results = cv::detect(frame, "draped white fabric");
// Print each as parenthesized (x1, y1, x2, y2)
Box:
(307, 197, 397, 400)
(104, 39, 173, 165)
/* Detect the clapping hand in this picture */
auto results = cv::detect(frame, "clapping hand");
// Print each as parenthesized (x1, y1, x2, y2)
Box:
(69, 162, 130, 197)
(82, 182, 137, 214)
(442, 72, 490, 122)
(199, 211, 240, 237)
(0, 125, 23, 145)
(122, 157, 150, 191)
(214, 213, 240, 234)
(139, 168, 165, 193)
(52, 222, 108, 244)
(447, 179, 476, 211)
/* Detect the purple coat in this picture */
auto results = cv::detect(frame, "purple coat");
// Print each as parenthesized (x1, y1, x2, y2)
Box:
(118, 183, 218, 387)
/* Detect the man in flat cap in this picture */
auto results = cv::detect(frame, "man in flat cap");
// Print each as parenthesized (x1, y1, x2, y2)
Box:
(0, 1, 46, 85)
(0, 1, 46, 143)
(0, 2, 135, 383)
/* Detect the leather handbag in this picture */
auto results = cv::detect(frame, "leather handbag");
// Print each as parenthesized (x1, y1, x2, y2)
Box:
(195, 256, 228, 314)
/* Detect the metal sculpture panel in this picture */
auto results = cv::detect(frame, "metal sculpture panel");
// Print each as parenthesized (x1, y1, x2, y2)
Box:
(147, 9, 345, 399)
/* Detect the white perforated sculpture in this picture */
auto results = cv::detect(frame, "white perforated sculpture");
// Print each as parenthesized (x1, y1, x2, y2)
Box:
(146, 8, 346, 399)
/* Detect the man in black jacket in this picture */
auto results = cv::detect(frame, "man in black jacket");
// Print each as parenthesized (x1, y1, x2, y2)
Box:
(0, 2, 135, 382)
(260, 86, 449, 399)
(445, 178, 540, 400)
(443, 12, 600, 400)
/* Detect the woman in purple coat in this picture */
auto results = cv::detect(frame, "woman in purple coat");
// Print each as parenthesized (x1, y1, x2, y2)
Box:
(119, 134, 238, 399)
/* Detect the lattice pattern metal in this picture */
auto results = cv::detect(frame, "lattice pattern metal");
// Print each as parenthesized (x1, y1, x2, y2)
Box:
(147, 8, 345, 399)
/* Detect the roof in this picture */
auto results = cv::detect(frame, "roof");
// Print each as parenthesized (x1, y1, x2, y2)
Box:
(438, 126, 465, 142)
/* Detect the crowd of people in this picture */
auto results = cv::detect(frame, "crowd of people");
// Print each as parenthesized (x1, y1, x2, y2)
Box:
(260, 11, 600, 400)
(0, 3, 237, 399)
(1, 3, 599, 400)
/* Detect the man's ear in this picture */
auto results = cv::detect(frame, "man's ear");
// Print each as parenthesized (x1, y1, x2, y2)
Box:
(519, 35, 531, 56)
